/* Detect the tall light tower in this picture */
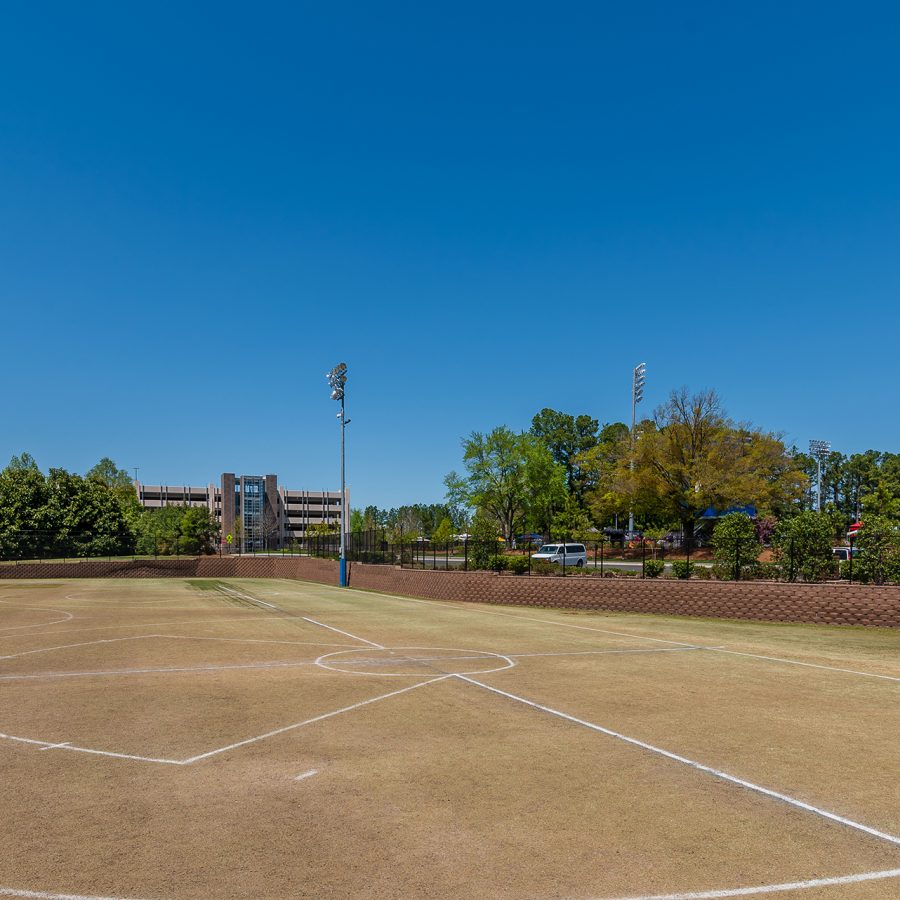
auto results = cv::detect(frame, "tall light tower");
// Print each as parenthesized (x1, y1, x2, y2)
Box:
(809, 439, 831, 513)
(628, 362, 646, 535)
(327, 362, 350, 586)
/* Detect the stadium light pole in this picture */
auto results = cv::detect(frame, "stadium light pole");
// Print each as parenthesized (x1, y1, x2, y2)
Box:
(327, 362, 350, 586)
(809, 439, 831, 513)
(628, 362, 646, 536)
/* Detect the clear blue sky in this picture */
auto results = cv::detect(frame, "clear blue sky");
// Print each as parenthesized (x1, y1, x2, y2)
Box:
(2, 2, 898, 510)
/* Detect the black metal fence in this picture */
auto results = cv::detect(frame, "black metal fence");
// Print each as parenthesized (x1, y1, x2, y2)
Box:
(0, 528, 881, 584)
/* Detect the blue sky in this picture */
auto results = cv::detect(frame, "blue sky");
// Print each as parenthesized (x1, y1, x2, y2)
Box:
(2, 2, 898, 510)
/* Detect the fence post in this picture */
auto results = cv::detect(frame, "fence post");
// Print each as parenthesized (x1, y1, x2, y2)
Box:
(641, 538, 646, 578)
(600, 537, 604, 576)
(789, 537, 795, 582)
(464, 538, 468, 571)
(735, 544, 741, 581)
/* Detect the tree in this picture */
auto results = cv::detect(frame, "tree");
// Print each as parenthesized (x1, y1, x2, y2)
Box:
(621, 389, 806, 547)
(6, 452, 39, 472)
(711, 513, 760, 579)
(551, 495, 593, 543)
(772, 511, 834, 582)
(530, 408, 600, 503)
(853, 515, 900, 585)
(85, 458, 133, 489)
(431, 516, 454, 545)
(445, 427, 527, 542)
(179, 507, 219, 555)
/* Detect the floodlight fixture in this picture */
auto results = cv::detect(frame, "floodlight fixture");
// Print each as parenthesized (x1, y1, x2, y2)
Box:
(808, 439, 831, 513)
(629, 362, 647, 535)
(327, 362, 350, 586)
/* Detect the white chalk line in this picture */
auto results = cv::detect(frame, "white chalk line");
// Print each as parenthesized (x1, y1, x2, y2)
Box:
(0, 887, 150, 899)
(219, 586, 279, 609)
(219, 586, 386, 649)
(0, 634, 158, 661)
(709, 647, 900, 683)
(0, 659, 326, 681)
(299, 615, 385, 648)
(294, 768, 318, 781)
(455, 675, 900, 848)
(0, 732, 183, 765)
(315, 646, 515, 677)
(0, 613, 326, 642)
(508, 647, 709, 660)
(600, 866, 900, 899)
(0, 606, 74, 632)
(342, 589, 900, 683)
(180, 675, 447, 763)
(155, 633, 353, 648)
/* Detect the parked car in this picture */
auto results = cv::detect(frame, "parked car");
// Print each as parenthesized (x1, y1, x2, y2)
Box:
(531, 543, 587, 567)
(832, 546, 857, 562)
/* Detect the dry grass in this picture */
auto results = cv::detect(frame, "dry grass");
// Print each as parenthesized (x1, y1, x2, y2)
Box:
(0, 577, 898, 899)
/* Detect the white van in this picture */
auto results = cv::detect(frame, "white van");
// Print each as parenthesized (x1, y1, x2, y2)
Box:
(531, 543, 587, 567)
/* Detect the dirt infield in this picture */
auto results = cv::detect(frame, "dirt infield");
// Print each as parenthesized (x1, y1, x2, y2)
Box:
(1, 578, 898, 899)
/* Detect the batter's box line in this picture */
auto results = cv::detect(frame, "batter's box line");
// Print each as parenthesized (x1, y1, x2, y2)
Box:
(454, 674, 900, 850)
(0, 675, 448, 767)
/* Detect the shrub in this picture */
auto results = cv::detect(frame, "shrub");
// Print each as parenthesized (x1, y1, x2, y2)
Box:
(531, 559, 555, 575)
(755, 561, 780, 581)
(507, 555, 530, 575)
(487, 554, 508, 572)
(693, 565, 712, 580)
(772, 511, 835, 582)
(853, 515, 900, 585)
(711, 513, 761, 578)
(671, 560, 693, 579)
(644, 559, 665, 578)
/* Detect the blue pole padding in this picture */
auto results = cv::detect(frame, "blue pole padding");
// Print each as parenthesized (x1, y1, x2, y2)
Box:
(339, 557, 347, 587)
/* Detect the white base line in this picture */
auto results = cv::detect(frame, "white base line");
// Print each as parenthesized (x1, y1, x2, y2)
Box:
(219, 587, 278, 609)
(0, 659, 325, 681)
(294, 768, 318, 781)
(353, 590, 900, 683)
(180, 675, 446, 763)
(0, 888, 150, 899)
(299, 615, 385, 649)
(455, 675, 900, 848)
(219, 586, 385, 648)
(601, 867, 900, 899)
(0, 732, 183, 766)
(508, 647, 706, 660)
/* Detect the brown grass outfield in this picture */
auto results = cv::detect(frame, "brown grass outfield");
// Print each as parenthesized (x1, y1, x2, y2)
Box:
(0, 579, 898, 900)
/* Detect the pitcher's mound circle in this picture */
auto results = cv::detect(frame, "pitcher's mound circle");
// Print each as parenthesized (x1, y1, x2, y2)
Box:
(315, 646, 515, 677)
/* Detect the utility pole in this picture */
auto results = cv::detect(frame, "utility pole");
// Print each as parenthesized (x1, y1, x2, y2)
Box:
(809, 439, 830, 512)
(628, 362, 646, 535)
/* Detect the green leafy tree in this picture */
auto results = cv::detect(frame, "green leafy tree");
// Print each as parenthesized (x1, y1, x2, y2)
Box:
(445, 427, 539, 542)
(530, 408, 600, 503)
(853, 515, 900, 585)
(85, 458, 133, 489)
(711, 513, 760, 579)
(621, 389, 806, 547)
(0, 457, 49, 557)
(431, 516, 454, 544)
(469, 513, 502, 570)
(772, 511, 835, 582)
(179, 507, 219, 555)
(551, 495, 593, 543)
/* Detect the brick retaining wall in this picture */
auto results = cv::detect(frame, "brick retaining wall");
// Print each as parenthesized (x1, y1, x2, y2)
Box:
(1, 558, 898, 627)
